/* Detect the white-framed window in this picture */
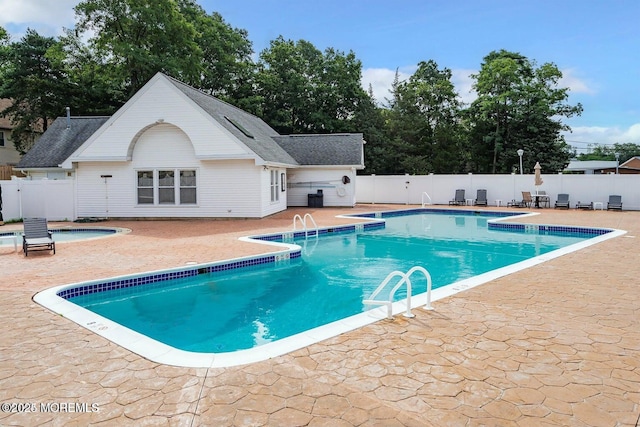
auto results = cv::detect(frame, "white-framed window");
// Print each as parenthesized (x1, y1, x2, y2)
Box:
(270, 169, 279, 202)
(136, 169, 197, 205)
(0, 131, 5, 147)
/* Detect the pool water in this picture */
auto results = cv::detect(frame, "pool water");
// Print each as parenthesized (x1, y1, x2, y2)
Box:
(70, 212, 592, 353)
(0, 228, 118, 245)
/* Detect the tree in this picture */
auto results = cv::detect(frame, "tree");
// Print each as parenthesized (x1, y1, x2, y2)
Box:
(177, 1, 257, 112)
(74, 0, 202, 96)
(256, 37, 368, 134)
(384, 60, 465, 174)
(0, 29, 70, 153)
(467, 50, 582, 174)
(577, 143, 640, 163)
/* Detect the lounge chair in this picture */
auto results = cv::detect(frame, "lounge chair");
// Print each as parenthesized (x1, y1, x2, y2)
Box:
(575, 201, 593, 210)
(22, 217, 55, 256)
(554, 193, 570, 209)
(507, 191, 532, 208)
(449, 189, 466, 206)
(474, 189, 488, 206)
(607, 195, 622, 211)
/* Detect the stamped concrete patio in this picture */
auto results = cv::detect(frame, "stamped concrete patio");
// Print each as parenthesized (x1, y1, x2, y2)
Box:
(0, 205, 638, 426)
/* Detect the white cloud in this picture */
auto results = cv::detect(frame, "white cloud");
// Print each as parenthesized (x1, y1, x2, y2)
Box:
(0, 0, 79, 37)
(559, 68, 596, 95)
(564, 123, 640, 148)
(362, 66, 478, 106)
(361, 66, 413, 106)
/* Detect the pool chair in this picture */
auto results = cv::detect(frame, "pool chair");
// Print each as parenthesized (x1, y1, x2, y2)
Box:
(575, 201, 593, 210)
(449, 189, 466, 206)
(474, 189, 488, 206)
(535, 190, 551, 208)
(22, 217, 55, 256)
(555, 193, 570, 209)
(507, 192, 529, 208)
(607, 195, 622, 211)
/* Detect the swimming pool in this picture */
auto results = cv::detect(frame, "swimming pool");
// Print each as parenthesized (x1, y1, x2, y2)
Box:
(0, 226, 129, 246)
(34, 209, 623, 367)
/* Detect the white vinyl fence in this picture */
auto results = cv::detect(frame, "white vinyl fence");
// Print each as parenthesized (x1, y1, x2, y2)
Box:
(1, 173, 639, 222)
(356, 173, 640, 210)
(0, 178, 75, 222)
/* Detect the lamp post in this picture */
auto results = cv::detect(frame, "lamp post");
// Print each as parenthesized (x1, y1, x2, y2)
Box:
(517, 149, 524, 175)
(615, 152, 620, 174)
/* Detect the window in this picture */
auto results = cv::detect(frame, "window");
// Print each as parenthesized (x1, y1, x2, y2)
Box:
(136, 169, 197, 205)
(0, 131, 4, 147)
(137, 171, 154, 204)
(158, 170, 175, 204)
(180, 170, 197, 204)
(270, 170, 279, 202)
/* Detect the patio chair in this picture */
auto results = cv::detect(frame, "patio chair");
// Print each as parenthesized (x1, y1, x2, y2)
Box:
(554, 193, 570, 209)
(575, 201, 593, 210)
(607, 195, 622, 211)
(22, 217, 55, 256)
(474, 189, 488, 206)
(507, 191, 532, 208)
(449, 189, 466, 206)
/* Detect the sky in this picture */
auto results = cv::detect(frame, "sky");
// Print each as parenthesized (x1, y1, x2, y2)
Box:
(1, 0, 639, 154)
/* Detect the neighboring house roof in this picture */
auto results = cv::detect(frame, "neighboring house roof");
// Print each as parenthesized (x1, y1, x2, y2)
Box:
(16, 117, 110, 169)
(273, 134, 364, 167)
(165, 76, 299, 166)
(564, 160, 618, 172)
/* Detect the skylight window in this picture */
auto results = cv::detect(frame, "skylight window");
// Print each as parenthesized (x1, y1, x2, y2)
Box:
(224, 116, 254, 139)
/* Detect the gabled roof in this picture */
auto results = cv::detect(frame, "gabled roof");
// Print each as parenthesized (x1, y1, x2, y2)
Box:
(272, 134, 364, 167)
(564, 160, 618, 172)
(165, 76, 298, 166)
(16, 117, 109, 169)
(16, 73, 364, 170)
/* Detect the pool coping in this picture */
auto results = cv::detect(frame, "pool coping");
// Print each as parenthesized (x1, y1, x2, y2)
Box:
(32, 209, 625, 368)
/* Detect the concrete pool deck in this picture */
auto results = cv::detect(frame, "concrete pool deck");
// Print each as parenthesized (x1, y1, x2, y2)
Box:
(0, 205, 638, 426)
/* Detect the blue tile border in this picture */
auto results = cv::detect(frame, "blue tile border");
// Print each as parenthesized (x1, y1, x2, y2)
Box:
(55, 208, 613, 303)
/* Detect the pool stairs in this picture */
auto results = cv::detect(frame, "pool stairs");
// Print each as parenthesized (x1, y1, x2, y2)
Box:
(364, 266, 434, 319)
(292, 213, 318, 239)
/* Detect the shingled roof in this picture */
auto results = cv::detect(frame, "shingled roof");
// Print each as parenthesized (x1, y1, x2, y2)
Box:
(272, 134, 364, 166)
(166, 76, 299, 166)
(16, 117, 109, 169)
(16, 73, 364, 170)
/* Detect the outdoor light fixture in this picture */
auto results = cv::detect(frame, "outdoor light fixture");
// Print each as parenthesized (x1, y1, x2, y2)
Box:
(517, 149, 524, 175)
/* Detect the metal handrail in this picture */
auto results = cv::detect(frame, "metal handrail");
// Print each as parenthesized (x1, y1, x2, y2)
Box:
(292, 213, 318, 239)
(422, 192, 432, 207)
(363, 266, 433, 319)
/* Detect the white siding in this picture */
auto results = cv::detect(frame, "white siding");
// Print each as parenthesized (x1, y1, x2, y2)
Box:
(70, 76, 251, 162)
(75, 125, 286, 218)
(286, 168, 356, 207)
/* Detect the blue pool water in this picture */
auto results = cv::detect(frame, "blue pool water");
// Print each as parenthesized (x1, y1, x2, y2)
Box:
(0, 227, 118, 245)
(69, 212, 597, 353)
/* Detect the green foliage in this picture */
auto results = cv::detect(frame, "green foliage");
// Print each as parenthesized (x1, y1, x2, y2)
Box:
(0, 29, 70, 153)
(256, 36, 369, 134)
(467, 49, 582, 174)
(382, 61, 466, 174)
(577, 143, 640, 163)
(74, 0, 203, 95)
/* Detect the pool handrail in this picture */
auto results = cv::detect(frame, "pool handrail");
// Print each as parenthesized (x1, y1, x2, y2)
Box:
(363, 266, 433, 319)
(422, 192, 432, 207)
(292, 213, 318, 239)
